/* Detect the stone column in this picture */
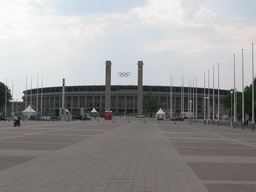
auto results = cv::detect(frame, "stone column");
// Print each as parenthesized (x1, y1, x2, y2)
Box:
(137, 61, 144, 115)
(133, 96, 135, 114)
(116, 96, 118, 112)
(100, 96, 102, 113)
(105, 61, 112, 111)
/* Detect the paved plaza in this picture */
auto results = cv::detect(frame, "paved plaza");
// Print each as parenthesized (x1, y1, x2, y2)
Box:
(0, 118, 256, 192)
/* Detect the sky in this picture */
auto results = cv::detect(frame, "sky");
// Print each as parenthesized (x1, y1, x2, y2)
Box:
(1, 0, 256, 100)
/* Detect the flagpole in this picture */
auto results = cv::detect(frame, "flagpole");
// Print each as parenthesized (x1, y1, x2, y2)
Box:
(208, 69, 210, 125)
(196, 76, 197, 123)
(41, 76, 43, 117)
(204, 72, 206, 124)
(213, 66, 215, 125)
(242, 49, 245, 129)
(218, 63, 220, 126)
(5, 78, 7, 117)
(234, 54, 236, 128)
(252, 43, 255, 131)
(30, 75, 32, 107)
(12, 80, 14, 117)
(26, 74, 27, 109)
(37, 74, 39, 117)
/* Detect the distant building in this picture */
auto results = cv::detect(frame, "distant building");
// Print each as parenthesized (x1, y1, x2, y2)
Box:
(1, 101, 25, 117)
(22, 61, 229, 118)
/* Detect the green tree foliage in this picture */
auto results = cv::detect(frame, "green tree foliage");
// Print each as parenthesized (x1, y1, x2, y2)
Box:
(143, 91, 167, 117)
(223, 80, 256, 120)
(0, 82, 12, 109)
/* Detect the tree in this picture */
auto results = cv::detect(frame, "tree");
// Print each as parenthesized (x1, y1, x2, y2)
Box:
(223, 80, 256, 120)
(143, 91, 167, 117)
(0, 82, 12, 110)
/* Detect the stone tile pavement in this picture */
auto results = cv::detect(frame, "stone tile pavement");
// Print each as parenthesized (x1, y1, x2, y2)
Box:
(0, 118, 255, 191)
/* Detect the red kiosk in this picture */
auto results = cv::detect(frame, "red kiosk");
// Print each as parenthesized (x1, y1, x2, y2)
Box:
(104, 110, 112, 120)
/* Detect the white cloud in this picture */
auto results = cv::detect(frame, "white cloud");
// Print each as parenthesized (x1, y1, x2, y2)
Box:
(140, 38, 224, 55)
(193, 6, 218, 24)
(214, 24, 256, 42)
(0, 0, 108, 41)
(131, 0, 203, 27)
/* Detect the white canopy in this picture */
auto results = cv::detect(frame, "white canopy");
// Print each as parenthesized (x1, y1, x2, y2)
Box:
(91, 108, 97, 113)
(156, 108, 165, 120)
(22, 105, 36, 118)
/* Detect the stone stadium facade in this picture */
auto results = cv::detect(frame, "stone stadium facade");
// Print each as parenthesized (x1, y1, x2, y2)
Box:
(22, 61, 229, 118)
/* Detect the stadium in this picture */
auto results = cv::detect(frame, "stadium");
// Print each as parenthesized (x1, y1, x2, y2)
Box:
(22, 61, 229, 118)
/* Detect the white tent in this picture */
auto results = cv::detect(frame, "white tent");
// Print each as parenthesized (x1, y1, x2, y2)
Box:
(91, 108, 98, 118)
(22, 105, 36, 118)
(156, 108, 165, 120)
(91, 108, 97, 113)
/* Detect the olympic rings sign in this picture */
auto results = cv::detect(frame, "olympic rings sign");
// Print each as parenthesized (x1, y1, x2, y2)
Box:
(118, 72, 131, 77)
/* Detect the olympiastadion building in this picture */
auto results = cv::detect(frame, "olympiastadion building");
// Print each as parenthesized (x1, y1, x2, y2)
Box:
(23, 61, 229, 118)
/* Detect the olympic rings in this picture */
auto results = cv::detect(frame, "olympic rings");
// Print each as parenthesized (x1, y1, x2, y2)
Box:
(118, 72, 131, 77)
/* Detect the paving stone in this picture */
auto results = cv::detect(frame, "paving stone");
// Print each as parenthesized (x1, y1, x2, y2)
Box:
(0, 119, 256, 191)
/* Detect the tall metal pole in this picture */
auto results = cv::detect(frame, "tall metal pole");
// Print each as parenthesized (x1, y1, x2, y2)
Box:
(30, 75, 32, 107)
(62, 78, 65, 109)
(193, 78, 194, 123)
(26, 74, 27, 109)
(231, 90, 233, 127)
(188, 81, 189, 122)
(181, 76, 183, 117)
(208, 69, 210, 125)
(204, 72, 206, 124)
(213, 66, 215, 125)
(242, 49, 245, 129)
(5, 78, 7, 117)
(234, 54, 236, 128)
(170, 75, 173, 119)
(37, 74, 39, 117)
(12, 80, 14, 117)
(41, 76, 43, 117)
(196, 76, 198, 123)
(183, 75, 184, 117)
(252, 43, 255, 131)
(218, 63, 220, 126)
(190, 80, 192, 123)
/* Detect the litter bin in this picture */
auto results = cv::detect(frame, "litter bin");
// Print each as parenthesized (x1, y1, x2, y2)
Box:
(104, 111, 112, 120)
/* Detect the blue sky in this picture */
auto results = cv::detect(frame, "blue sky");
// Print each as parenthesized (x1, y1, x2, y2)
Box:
(0, 0, 256, 100)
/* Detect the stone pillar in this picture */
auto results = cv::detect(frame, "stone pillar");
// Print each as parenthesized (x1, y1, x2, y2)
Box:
(105, 61, 112, 111)
(85, 96, 87, 111)
(116, 96, 118, 112)
(137, 61, 144, 115)
(100, 96, 102, 113)
(133, 96, 135, 114)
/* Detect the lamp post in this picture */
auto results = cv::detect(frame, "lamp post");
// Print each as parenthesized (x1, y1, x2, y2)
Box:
(118, 72, 131, 123)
